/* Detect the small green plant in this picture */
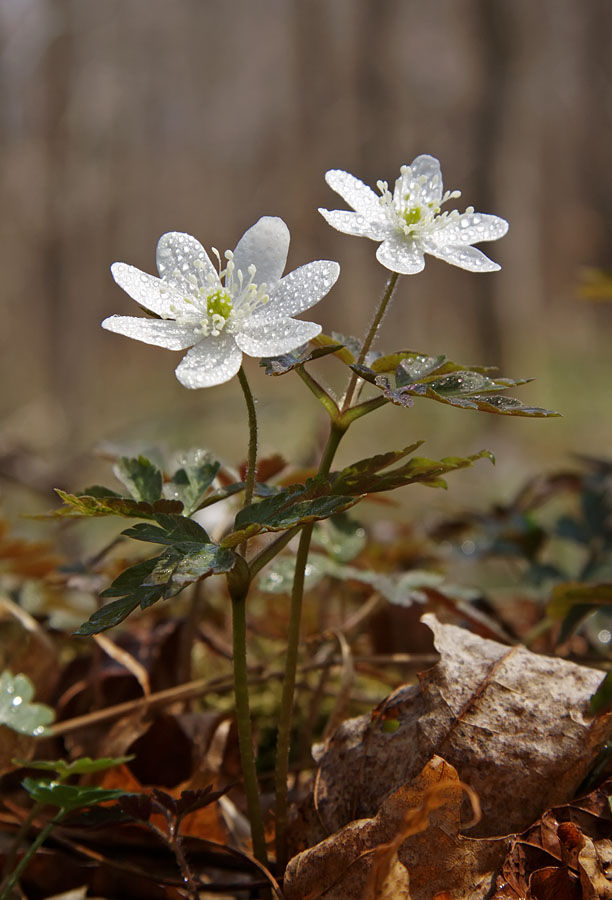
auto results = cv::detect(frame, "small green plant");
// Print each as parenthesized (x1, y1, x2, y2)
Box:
(40, 155, 558, 871)
(0, 756, 132, 899)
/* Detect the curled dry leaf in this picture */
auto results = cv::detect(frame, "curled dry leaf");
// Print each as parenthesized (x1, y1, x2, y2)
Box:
(284, 756, 506, 900)
(310, 614, 612, 845)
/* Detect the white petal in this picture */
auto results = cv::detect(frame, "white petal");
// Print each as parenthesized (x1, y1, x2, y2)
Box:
(394, 155, 444, 207)
(236, 318, 321, 357)
(110, 263, 190, 317)
(266, 260, 339, 316)
(434, 213, 509, 246)
(156, 232, 218, 295)
(376, 236, 426, 275)
(324, 170, 383, 219)
(232, 217, 289, 287)
(101, 315, 198, 349)
(425, 243, 501, 272)
(175, 333, 243, 388)
(318, 209, 388, 240)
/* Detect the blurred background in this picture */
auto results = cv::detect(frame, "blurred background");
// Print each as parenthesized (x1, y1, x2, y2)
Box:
(1, 0, 611, 518)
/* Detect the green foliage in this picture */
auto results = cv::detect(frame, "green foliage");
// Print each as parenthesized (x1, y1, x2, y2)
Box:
(224, 480, 360, 548)
(352, 351, 560, 417)
(0, 671, 54, 736)
(331, 446, 494, 494)
(42, 452, 226, 521)
(21, 778, 128, 813)
(15, 756, 134, 779)
(113, 455, 163, 503)
(75, 514, 235, 635)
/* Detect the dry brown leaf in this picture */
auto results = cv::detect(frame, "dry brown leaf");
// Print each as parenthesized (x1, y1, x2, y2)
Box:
(284, 756, 505, 900)
(311, 614, 612, 843)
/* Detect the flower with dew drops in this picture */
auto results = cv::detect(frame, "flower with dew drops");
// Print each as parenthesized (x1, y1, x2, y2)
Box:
(319, 155, 508, 275)
(102, 217, 340, 388)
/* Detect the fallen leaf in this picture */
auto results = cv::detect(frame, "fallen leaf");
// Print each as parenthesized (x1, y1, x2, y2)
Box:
(311, 614, 612, 843)
(284, 756, 505, 900)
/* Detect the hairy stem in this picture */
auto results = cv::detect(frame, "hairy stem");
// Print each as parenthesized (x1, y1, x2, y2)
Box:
(274, 422, 346, 871)
(230, 575, 269, 867)
(238, 365, 258, 509)
(342, 271, 400, 412)
(0, 813, 62, 900)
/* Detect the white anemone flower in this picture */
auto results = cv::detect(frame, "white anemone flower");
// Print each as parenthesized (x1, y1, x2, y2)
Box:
(319, 155, 508, 275)
(102, 217, 339, 388)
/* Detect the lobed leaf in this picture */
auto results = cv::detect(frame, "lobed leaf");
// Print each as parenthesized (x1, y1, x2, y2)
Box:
(113, 455, 163, 503)
(332, 449, 495, 495)
(16, 756, 133, 779)
(0, 671, 54, 736)
(43, 490, 183, 520)
(352, 350, 559, 418)
(164, 455, 220, 515)
(21, 778, 130, 813)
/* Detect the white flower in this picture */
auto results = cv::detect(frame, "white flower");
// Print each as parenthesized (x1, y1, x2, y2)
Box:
(319, 155, 508, 275)
(102, 217, 339, 388)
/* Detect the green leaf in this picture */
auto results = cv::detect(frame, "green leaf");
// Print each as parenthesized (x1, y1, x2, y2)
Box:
(260, 338, 345, 375)
(0, 671, 54, 736)
(113, 455, 163, 503)
(42, 490, 183, 520)
(165, 453, 220, 515)
(74, 595, 146, 635)
(75, 535, 235, 635)
(332, 449, 494, 495)
(367, 350, 496, 378)
(224, 481, 360, 548)
(330, 443, 425, 494)
(590, 673, 612, 716)
(14, 756, 133, 779)
(21, 778, 129, 813)
(143, 544, 235, 592)
(352, 350, 560, 418)
(122, 514, 210, 546)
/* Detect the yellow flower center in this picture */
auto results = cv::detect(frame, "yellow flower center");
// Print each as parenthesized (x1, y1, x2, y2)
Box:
(206, 289, 233, 320)
(401, 206, 422, 227)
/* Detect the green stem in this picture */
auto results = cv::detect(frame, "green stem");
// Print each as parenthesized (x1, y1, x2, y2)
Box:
(0, 812, 63, 900)
(274, 422, 346, 871)
(237, 366, 258, 509)
(296, 366, 339, 420)
(230, 567, 269, 867)
(342, 271, 400, 412)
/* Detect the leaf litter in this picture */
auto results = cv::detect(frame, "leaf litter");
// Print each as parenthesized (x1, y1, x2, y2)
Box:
(285, 614, 612, 899)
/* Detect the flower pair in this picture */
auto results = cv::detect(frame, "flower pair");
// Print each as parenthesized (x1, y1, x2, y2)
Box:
(103, 156, 508, 388)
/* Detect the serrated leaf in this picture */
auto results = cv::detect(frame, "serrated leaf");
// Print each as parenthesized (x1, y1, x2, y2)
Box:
(122, 514, 210, 546)
(21, 778, 129, 813)
(332, 449, 494, 495)
(258, 554, 329, 594)
(366, 350, 496, 378)
(330, 443, 424, 495)
(143, 544, 235, 591)
(260, 338, 345, 375)
(113, 455, 163, 503)
(350, 349, 559, 418)
(74, 595, 146, 636)
(224, 482, 360, 548)
(43, 490, 183, 520)
(375, 375, 559, 417)
(0, 671, 54, 736)
(164, 455, 220, 515)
